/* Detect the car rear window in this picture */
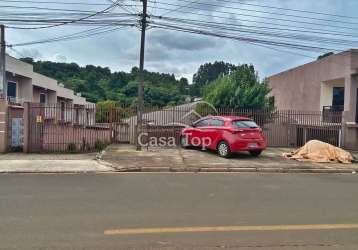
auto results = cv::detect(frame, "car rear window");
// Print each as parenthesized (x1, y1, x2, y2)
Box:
(232, 120, 259, 128)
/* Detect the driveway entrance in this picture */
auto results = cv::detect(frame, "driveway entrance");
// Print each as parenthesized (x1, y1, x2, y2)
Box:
(101, 144, 358, 172)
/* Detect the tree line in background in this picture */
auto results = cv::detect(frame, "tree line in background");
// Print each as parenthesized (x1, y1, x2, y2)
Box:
(20, 58, 272, 109)
(21, 57, 190, 107)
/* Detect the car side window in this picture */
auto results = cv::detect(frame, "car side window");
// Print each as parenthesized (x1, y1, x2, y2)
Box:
(233, 120, 259, 128)
(211, 119, 224, 127)
(194, 119, 210, 127)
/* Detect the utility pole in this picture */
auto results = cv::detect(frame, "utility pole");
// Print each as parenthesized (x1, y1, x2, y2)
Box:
(136, 0, 148, 150)
(0, 25, 5, 99)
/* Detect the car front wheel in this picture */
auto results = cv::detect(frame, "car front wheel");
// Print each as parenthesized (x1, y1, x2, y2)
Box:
(250, 150, 262, 157)
(217, 141, 231, 158)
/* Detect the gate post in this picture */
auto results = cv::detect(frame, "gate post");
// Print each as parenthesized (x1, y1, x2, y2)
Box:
(0, 98, 7, 153)
(23, 102, 30, 153)
(109, 104, 113, 143)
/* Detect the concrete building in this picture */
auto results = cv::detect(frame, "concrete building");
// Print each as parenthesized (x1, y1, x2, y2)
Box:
(268, 49, 358, 149)
(4, 55, 90, 106)
(0, 55, 94, 153)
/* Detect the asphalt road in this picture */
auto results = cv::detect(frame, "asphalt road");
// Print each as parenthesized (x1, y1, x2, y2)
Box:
(1, 173, 358, 250)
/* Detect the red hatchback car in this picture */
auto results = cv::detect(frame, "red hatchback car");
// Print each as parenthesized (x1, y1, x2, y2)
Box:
(180, 116, 267, 158)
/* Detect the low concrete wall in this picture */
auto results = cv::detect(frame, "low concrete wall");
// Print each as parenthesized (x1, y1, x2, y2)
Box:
(342, 125, 358, 150)
(42, 124, 111, 152)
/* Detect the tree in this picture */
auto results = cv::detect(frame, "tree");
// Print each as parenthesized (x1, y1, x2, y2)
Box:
(203, 64, 271, 109)
(19, 58, 189, 107)
(191, 61, 237, 97)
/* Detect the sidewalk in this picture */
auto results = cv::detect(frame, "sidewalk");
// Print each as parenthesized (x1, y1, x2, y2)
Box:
(0, 153, 114, 173)
(101, 144, 358, 173)
(0, 146, 357, 174)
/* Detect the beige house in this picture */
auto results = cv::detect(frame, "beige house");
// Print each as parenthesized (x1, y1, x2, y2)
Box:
(268, 49, 358, 149)
(0, 55, 94, 153)
(4, 55, 90, 106)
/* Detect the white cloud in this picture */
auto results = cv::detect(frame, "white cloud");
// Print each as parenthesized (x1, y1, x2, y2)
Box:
(5, 0, 358, 80)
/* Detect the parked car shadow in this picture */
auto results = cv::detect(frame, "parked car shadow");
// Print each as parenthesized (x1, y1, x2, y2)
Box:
(186, 147, 263, 159)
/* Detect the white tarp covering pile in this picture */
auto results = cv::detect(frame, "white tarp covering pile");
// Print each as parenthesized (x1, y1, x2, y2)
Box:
(283, 140, 353, 164)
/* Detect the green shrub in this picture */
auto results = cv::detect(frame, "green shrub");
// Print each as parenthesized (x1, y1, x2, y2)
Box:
(94, 140, 107, 151)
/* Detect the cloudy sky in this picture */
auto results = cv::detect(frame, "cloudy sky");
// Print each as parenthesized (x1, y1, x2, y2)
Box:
(5, 0, 358, 82)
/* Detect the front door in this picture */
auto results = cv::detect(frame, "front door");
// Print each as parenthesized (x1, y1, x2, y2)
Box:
(332, 87, 344, 111)
(7, 81, 17, 100)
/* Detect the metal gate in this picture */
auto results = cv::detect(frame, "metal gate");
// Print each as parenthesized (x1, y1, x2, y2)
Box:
(7, 106, 24, 151)
(27, 103, 137, 153)
(25, 103, 343, 152)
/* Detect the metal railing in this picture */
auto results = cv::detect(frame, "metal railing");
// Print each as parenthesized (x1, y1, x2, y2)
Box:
(322, 106, 343, 123)
(24, 103, 345, 152)
(7, 96, 28, 106)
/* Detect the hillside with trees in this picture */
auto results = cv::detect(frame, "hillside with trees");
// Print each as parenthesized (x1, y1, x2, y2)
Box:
(20, 58, 272, 109)
(20, 58, 189, 107)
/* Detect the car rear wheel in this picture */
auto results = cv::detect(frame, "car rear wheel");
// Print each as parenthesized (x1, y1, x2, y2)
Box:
(217, 141, 231, 158)
(250, 150, 262, 157)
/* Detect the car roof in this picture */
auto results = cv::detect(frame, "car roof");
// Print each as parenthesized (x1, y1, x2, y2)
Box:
(204, 115, 252, 121)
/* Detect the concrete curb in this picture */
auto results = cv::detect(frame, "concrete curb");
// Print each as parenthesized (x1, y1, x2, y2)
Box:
(131, 167, 358, 174)
(0, 168, 356, 174)
(1, 158, 357, 174)
(0, 170, 113, 174)
(60, 157, 358, 174)
(0, 159, 116, 174)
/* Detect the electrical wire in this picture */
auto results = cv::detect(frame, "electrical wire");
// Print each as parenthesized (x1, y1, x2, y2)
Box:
(1, 0, 109, 6)
(153, 15, 358, 39)
(212, 0, 358, 21)
(8, 24, 134, 47)
(151, 17, 358, 48)
(150, 0, 358, 26)
(148, 2, 358, 33)
(150, 21, 340, 52)
(5, 0, 123, 29)
(160, 0, 203, 16)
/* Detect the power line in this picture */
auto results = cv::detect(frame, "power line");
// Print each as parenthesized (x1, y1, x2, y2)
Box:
(0, 5, 102, 14)
(8, 24, 134, 47)
(2, 0, 352, 67)
(248, 42, 317, 60)
(148, 2, 358, 33)
(212, 0, 358, 21)
(151, 17, 358, 48)
(152, 13, 358, 37)
(5, 0, 123, 29)
(153, 15, 358, 39)
(106, 0, 136, 15)
(160, 0, 203, 16)
(8, 46, 27, 58)
(1, 0, 109, 6)
(150, 21, 339, 53)
(161, 0, 358, 26)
